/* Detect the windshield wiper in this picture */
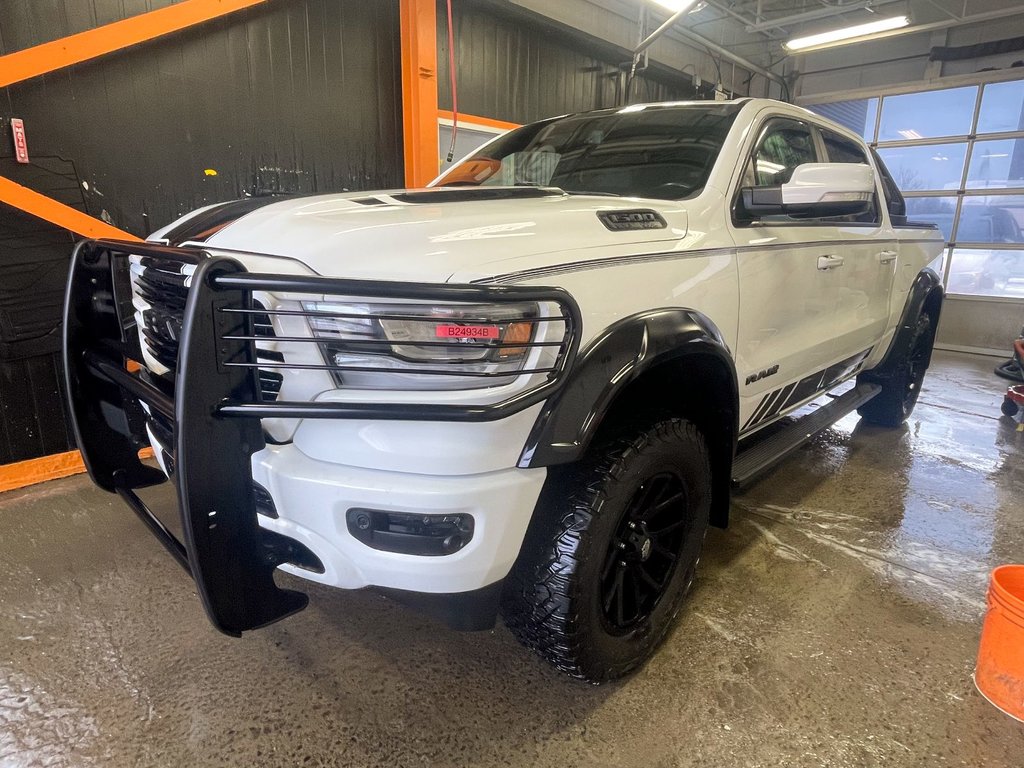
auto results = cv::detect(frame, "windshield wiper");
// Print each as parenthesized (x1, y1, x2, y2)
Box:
(562, 190, 622, 197)
(519, 184, 621, 197)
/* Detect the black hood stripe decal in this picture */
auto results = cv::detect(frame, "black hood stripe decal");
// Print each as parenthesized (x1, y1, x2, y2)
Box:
(159, 196, 293, 246)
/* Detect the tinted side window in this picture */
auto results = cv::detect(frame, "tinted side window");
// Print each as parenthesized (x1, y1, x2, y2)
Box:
(744, 118, 817, 188)
(821, 128, 878, 223)
(870, 148, 908, 224)
(737, 118, 818, 223)
(822, 130, 868, 164)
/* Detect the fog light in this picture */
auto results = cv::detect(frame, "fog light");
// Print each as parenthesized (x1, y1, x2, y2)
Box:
(346, 509, 474, 556)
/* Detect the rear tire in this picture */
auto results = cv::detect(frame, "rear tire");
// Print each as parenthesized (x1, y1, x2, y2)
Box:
(858, 313, 935, 427)
(1003, 397, 1020, 417)
(501, 418, 711, 682)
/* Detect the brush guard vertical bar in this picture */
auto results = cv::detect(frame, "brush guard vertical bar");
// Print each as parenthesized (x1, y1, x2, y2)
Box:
(64, 241, 308, 636)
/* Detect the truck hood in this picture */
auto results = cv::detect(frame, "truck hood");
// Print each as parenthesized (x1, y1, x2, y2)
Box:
(199, 187, 688, 282)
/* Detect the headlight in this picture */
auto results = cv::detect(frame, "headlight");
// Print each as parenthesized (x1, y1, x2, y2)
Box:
(301, 300, 553, 390)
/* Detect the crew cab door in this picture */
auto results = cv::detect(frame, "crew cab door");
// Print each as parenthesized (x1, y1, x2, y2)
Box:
(816, 127, 895, 365)
(733, 117, 843, 436)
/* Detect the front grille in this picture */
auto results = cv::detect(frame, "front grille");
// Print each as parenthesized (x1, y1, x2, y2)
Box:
(129, 254, 282, 401)
(131, 256, 191, 374)
(257, 357, 284, 400)
(252, 311, 283, 401)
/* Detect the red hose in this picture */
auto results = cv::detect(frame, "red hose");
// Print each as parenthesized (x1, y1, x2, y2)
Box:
(446, 0, 458, 162)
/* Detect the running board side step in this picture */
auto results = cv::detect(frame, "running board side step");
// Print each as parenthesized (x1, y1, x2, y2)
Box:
(732, 383, 881, 489)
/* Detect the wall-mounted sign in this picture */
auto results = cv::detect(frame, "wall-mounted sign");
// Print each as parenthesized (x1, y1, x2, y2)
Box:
(11, 118, 29, 164)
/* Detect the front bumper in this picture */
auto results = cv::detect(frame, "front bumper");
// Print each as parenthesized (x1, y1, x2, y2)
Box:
(63, 239, 580, 636)
(251, 443, 547, 594)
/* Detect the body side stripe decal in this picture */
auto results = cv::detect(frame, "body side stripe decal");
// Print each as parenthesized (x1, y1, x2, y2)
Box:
(741, 392, 773, 431)
(764, 382, 799, 422)
(738, 347, 874, 436)
(477, 237, 925, 285)
(744, 386, 784, 431)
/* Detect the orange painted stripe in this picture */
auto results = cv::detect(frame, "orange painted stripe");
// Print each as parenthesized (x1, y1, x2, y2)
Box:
(400, 0, 440, 188)
(438, 110, 520, 132)
(0, 451, 85, 493)
(0, 0, 268, 88)
(0, 448, 154, 494)
(0, 175, 140, 240)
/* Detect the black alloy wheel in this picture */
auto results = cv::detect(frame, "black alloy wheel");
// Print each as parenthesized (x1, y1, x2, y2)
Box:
(858, 312, 935, 427)
(901, 314, 933, 415)
(502, 418, 711, 682)
(600, 473, 692, 633)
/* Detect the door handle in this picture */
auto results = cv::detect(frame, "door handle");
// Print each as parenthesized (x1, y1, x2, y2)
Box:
(817, 255, 845, 270)
(877, 250, 898, 264)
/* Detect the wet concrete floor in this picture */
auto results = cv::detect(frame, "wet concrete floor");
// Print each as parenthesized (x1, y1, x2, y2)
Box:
(1, 350, 1022, 767)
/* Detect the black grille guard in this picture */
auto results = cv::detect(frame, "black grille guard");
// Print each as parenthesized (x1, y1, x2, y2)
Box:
(63, 238, 582, 636)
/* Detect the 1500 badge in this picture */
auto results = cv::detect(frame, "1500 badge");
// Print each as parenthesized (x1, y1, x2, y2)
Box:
(746, 364, 780, 386)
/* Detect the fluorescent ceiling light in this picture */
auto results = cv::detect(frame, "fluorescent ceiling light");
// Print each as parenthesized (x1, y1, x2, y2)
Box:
(785, 15, 911, 52)
(649, 0, 700, 13)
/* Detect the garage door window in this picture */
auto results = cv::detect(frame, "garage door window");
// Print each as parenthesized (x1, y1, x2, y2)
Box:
(875, 144, 968, 192)
(977, 80, 1024, 135)
(904, 197, 958, 241)
(876, 86, 978, 141)
(966, 138, 1024, 189)
(807, 98, 878, 140)
(808, 76, 1024, 299)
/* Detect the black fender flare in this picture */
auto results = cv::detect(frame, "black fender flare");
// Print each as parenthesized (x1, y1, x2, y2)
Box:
(519, 308, 739, 526)
(866, 267, 944, 378)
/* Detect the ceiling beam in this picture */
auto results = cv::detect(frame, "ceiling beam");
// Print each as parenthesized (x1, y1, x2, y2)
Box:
(701, 1, 779, 39)
(635, 5, 698, 54)
(919, 0, 963, 22)
(745, 0, 905, 33)
(672, 24, 786, 85)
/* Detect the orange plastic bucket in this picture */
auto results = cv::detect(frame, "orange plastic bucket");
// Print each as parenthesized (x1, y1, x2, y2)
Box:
(975, 565, 1024, 722)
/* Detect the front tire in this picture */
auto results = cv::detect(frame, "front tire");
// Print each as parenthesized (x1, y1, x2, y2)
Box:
(501, 418, 711, 682)
(858, 313, 935, 427)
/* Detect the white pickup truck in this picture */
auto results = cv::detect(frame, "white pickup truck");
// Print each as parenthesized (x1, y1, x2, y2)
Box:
(63, 98, 944, 682)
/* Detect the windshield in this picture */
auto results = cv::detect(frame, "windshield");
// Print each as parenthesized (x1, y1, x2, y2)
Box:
(434, 103, 742, 201)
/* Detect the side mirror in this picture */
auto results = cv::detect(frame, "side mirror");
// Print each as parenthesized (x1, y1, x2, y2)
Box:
(739, 163, 875, 220)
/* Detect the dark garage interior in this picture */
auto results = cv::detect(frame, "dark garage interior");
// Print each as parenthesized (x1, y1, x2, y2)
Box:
(2, 0, 1024, 765)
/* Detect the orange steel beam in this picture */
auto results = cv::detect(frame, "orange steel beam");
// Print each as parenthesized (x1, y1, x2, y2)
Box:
(0, 0, 268, 89)
(400, 0, 440, 188)
(0, 176, 140, 240)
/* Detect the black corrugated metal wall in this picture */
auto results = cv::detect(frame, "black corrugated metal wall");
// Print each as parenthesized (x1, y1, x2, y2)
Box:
(437, 0, 706, 125)
(0, 0, 403, 464)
